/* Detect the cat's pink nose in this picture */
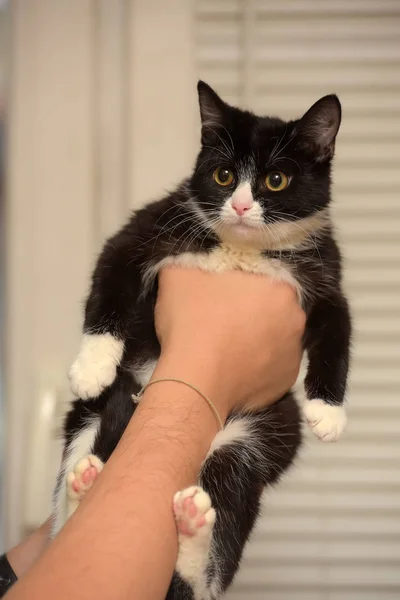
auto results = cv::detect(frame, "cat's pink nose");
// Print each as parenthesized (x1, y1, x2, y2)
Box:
(232, 198, 253, 216)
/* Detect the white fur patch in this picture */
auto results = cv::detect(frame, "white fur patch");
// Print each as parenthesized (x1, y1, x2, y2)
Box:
(174, 486, 216, 599)
(132, 358, 158, 389)
(215, 208, 329, 250)
(51, 418, 100, 537)
(142, 244, 303, 304)
(208, 570, 222, 600)
(303, 398, 347, 442)
(143, 244, 302, 308)
(262, 210, 329, 250)
(69, 333, 124, 400)
(141, 203, 329, 303)
(207, 417, 252, 458)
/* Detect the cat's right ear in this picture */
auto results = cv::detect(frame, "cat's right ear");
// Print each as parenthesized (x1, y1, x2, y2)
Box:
(295, 95, 342, 162)
(197, 81, 228, 145)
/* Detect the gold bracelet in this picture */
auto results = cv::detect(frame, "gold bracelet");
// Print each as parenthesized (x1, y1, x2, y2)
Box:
(132, 378, 224, 431)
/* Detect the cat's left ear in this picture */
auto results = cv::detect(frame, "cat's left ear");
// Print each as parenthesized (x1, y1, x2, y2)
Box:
(197, 81, 229, 144)
(295, 95, 342, 162)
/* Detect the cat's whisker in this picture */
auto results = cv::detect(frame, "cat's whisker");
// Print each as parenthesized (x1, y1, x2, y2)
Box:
(126, 205, 194, 259)
(268, 125, 288, 165)
(270, 155, 302, 173)
(171, 217, 213, 255)
(271, 126, 298, 164)
(268, 136, 281, 163)
(201, 120, 235, 157)
(201, 123, 234, 159)
(195, 155, 224, 174)
(150, 213, 201, 254)
(201, 145, 233, 164)
(152, 202, 183, 230)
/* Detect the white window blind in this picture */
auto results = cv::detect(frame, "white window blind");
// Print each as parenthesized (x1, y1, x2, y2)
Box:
(194, 1, 400, 598)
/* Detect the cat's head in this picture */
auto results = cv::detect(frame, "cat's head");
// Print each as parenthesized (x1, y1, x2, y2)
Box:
(189, 81, 341, 249)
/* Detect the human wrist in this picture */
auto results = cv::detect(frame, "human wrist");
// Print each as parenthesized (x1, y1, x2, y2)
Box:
(154, 348, 230, 423)
(127, 371, 224, 486)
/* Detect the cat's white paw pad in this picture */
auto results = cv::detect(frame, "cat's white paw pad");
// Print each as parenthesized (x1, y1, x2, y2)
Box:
(173, 486, 216, 537)
(67, 454, 104, 500)
(69, 334, 123, 400)
(304, 399, 347, 442)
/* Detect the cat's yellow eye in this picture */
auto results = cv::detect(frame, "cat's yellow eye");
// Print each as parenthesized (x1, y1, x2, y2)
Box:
(265, 171, 289, 192)
(213, 167, 234, 187)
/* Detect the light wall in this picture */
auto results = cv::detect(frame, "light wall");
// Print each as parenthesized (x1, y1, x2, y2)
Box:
(4, 1, 400, 598)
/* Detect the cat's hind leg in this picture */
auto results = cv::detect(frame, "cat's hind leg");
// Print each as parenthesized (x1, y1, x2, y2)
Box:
(171, 486, 216, 600)
(66, 454, 104, 519)
(51, 416, 101, 538)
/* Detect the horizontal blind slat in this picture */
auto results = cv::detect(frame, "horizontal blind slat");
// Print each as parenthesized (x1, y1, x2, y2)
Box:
(245, 539, 400, 562)
(254, 0, 400, 15)
(229, 593, 400, 600)
(233, 563, 400, 586)
(196, 0, 400, 15)
(258, 513, 400, 536)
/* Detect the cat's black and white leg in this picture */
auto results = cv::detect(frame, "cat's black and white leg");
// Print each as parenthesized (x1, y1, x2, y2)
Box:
(195, 395, 301, 597)
(52, 452, 104, 539)
(170, 486, 216, 600)
(51, 413, 102, 537)
(69, 333, 124, 400)
(66, 454, 104, 519)
(304, 292, 351, 442)
(53, 448, 104, 534)
(69, 233, 142, 400)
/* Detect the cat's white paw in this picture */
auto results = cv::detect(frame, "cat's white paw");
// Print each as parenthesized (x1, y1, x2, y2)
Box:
(69, 333, 124, 400)
(174, 486, 216, 589)
(303, 399, 347, 442)
(67, 454, 104, 501)
(173, 486, 216, 538)
(69, 356, 117, 399)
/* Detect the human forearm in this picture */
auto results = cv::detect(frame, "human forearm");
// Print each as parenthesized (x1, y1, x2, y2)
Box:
(6, 520, 50, 578)
(8, 356, 223, 600)
(7, 269, 304, 600)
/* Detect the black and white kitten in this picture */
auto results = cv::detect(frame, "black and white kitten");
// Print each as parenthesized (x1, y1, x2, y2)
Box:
(52, 82, 351, 599)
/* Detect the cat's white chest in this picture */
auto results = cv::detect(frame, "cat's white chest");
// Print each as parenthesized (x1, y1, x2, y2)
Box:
(144, 243, 303, 301)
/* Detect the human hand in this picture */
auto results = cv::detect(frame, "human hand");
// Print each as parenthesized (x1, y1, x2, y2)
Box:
(155, 268, 305, 419)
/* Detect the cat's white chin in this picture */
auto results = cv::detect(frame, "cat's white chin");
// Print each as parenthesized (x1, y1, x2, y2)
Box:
(216, 221, 265, 247)
(228, 222, 260, 239)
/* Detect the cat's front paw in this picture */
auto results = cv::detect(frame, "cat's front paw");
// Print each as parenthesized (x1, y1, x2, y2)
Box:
(303, 399, 347, 442)
(69, 333, 124, 400)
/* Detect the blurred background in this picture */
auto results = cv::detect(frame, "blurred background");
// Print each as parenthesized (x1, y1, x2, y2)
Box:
(1, 1, 400, 598)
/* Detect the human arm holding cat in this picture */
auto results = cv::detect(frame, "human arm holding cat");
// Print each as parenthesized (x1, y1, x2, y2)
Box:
(70, 80, 351, 445)
(5, 78, 352, 600)
(6, 270, 305, 600)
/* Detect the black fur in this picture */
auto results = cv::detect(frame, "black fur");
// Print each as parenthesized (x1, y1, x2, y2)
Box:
(57, 81, 351, 599)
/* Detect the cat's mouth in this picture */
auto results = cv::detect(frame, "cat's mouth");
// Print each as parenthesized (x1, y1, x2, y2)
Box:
(217, 197, 265, 236)
(220, 213, 263, 233)
(213, 214, 266, 247)
(229, 220, 260, 233)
